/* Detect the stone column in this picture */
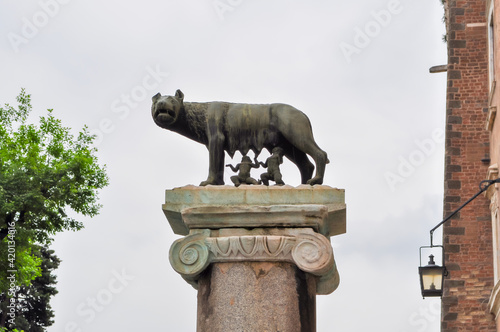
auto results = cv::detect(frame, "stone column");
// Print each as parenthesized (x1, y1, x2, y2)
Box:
(163, 185, 346, 332)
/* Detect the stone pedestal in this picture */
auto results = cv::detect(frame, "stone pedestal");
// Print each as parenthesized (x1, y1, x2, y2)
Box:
(198, 262, 316, 332)
(163, 185, 346, 332)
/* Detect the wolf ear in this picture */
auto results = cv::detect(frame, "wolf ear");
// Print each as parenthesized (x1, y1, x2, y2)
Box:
(175, 89, 184, 101)
(152, 93, 161, 103)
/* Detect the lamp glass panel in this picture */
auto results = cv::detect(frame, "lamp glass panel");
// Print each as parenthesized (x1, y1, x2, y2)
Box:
(421, 267, 444, 291)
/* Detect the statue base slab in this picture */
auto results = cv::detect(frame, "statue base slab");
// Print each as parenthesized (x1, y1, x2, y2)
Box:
(163, 184, 346, 237)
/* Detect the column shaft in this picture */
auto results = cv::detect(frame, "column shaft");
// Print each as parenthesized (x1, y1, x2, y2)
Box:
(197, 262, 316, 332)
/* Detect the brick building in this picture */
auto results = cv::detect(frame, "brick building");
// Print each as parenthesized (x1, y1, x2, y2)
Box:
(441, 0, 500, 330)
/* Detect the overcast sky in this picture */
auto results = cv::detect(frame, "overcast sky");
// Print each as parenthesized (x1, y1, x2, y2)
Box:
(1, 0, 448, 331)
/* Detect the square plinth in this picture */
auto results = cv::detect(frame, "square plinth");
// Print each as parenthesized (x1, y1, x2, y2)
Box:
(163, 185, 346, 238)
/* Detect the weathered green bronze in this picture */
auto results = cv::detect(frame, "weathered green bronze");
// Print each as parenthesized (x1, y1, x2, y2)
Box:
(257, 147, 285, 186)
(225, 156, 260, 187)
(151, 90, 329, 186)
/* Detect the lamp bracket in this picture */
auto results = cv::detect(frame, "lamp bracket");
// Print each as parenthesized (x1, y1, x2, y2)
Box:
(429, 178, 500, 247)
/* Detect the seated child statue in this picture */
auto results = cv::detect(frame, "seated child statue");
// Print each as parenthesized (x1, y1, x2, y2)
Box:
(257, 147, 285, 186)
(225, 156, 260, 187)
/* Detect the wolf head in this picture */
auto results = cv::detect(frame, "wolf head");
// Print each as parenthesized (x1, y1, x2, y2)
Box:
(151, 89, 184, 128)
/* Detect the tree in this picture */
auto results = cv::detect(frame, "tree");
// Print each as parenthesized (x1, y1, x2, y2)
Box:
(0, 89, 108, 330)
(1, 246, 60, 332)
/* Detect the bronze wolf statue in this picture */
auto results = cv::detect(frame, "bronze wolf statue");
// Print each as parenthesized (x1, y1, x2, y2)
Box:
(151, 89, 329, 186)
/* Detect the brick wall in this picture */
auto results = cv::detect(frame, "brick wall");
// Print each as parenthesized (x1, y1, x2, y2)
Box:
(442, 0, 496, 330)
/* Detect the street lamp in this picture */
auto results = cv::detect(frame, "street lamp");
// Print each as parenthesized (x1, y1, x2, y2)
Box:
(419, 178, 500, 298)
(419, 249, 447, 298)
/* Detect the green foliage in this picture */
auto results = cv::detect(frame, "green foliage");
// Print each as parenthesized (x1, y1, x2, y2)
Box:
(439, 0, 447, 43)
(2, 246, 60, 332)
(0, 244, 42, 293)
(0, 89, 109, 245)
(0, 89, 108, 329)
